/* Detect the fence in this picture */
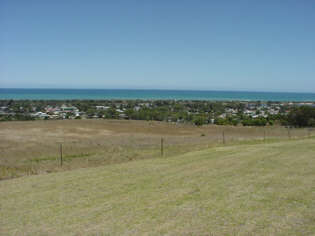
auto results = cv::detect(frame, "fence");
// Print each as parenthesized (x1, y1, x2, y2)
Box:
(0, 126, 313, 180)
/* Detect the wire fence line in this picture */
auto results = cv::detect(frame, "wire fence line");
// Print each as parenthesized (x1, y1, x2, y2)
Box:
(0, 127, 313, 180)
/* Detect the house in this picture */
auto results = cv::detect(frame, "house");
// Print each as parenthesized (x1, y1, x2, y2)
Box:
(96, 106, 110, 110)
(31, 112, 49, 119)
(244, 110, 255, 115)
(119, 113, 127, 119)
(134, 106, 141, 111)
(60, 105, 79, 113)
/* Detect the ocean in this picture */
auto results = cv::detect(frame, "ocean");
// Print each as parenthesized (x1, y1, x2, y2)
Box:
(1, 88, 315, 101)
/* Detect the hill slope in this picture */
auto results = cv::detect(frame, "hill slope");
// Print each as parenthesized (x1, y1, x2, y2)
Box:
(1, 139, 315, 235)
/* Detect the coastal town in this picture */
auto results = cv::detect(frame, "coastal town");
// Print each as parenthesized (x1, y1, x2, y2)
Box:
(1, 100, 315, 126)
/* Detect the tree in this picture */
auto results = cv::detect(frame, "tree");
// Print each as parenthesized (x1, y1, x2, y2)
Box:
(193, 116, 205, 126)
(288, 106, 315, 127)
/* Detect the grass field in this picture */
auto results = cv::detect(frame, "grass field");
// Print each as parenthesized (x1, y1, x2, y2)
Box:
(0, 138, 314, 235)
(0, 119, 311, 180)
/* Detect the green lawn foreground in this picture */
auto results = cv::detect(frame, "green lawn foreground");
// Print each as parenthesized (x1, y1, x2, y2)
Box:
(0, 139, 315, 236)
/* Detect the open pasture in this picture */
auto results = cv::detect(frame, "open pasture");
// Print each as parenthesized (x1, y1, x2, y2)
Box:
(0, 119, 311, 180)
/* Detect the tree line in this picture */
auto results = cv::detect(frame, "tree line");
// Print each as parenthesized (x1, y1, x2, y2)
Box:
(1, 100, 314, 127)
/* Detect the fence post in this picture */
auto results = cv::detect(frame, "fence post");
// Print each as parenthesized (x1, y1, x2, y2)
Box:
(60, 143, 63, 167)
(30, 160, 34, 175)
(222, 131, 225, 145)
(161, 137, 164, 156)
(287, 127, 291, 139)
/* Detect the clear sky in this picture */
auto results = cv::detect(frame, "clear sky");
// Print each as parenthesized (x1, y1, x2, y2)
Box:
(1, 0, 315, 92)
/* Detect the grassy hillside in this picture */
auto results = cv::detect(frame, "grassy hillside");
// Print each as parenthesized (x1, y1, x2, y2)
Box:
(0, 119, 310, 180)
(1, 138, 315, 235)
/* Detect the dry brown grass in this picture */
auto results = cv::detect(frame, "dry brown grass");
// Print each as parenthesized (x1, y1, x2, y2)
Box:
(0, 119, 311, 180)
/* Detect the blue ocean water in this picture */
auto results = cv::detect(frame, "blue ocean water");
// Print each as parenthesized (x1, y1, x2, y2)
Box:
(0, 88, 315, 101)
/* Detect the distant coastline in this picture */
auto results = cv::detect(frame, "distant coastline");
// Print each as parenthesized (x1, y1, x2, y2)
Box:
(1, 88, 315, 101)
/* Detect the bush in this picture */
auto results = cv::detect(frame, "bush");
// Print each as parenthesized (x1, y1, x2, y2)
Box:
(242, 117, 267, 126)
(193, 116, 205, 126)
(214, 117, 239, 126)
(288, 106, 315, 127)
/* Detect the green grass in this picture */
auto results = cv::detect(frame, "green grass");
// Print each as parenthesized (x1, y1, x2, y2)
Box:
(1, 139, 315, 235)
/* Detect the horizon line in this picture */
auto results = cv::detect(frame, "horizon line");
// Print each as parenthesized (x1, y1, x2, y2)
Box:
(1, 87, 315, 95)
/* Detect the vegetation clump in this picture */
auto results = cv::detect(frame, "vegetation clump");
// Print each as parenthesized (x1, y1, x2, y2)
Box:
(287, 105, 315, 127)
(1, 100, 314, 127)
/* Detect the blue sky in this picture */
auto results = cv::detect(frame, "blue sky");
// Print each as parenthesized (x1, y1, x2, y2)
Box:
(1, 0, 315, 92)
